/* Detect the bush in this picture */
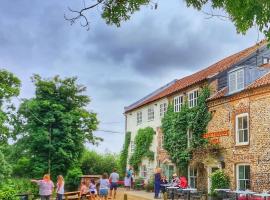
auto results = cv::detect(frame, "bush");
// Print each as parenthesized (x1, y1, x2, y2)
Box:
(145, 177, 154, 192)
(65, 167, 83, 191)
(210, 170, 230, 195)
(0, 184, 19, 200)
(134, 177, 145, 190)
(0, 151, 12, 182)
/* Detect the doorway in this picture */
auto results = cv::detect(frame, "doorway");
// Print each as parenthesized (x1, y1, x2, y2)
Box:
(207, 166, 219, 193)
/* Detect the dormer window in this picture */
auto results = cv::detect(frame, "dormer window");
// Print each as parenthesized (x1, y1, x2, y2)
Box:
(228, 68, 244, 94)
(262, 57, 270, 65)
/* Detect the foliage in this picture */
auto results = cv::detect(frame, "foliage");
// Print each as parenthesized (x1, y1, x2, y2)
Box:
(161, 87, 211, 170)
(0, 69, 20, 143)
(65, 167, 83, 191)
(70, 1, 270, 42)
(145, 176, 154, 192)
(80, 149, 120, 176)
(134, 177, 145, 190)
(119, 132, 131, 177)
(0, 150, 12, 182)
(14, 75, 99, 178)
(210, 170, 230, 195)
(0, 184, 19, 200)
(129, 127, 155, 172)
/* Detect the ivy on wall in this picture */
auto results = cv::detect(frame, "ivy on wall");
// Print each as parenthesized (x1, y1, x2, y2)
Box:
(129, 127, 155, 172)
(161, 87, 212, 171)
(119, 131, 131, 176)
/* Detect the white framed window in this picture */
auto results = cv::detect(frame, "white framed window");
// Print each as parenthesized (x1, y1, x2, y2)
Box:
(141, 165, 147, 178)
(236, 113, 249, 145)
(262, 57, 270, 64)
(130, 141, 135, 153)
(188, 90, 199, 108)
(174, 95, 183, 112)
(188, 166, 197, 188)
(229, 68, 244, 93)
(148, 107, 154, 121)
(160, 103, 168, 117)
(236, 164, 250, 190)
(137, 111, 142, 125)
(187, 129, 193, 148)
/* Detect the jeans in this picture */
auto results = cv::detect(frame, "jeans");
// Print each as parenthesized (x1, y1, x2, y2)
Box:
(57, 194, 63, 200)
(40, 196, 50, 200)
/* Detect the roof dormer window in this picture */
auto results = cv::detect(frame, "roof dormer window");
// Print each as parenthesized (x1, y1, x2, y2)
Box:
(228, 68, 244, 94)
(262, 57, 270, 65)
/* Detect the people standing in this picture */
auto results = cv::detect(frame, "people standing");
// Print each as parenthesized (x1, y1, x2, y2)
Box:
(124, 173, 131, 190)
(89, 179, 97, 200)
(56, 175, 65, 200)
(127, 167, 134, 189)
(80, 181, 88, 199)
(109, 168, 119, 199)
(154, 168, 162, 199)
(31, 174, 54, 200)
(99, 173, 110, 200)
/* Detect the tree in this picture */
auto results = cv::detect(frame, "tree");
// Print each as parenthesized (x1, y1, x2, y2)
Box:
(15, 75, 100, 178)
(0, 69, 20, 143)
(65, 0, 270, 42)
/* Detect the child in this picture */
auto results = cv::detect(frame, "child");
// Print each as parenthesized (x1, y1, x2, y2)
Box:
(89, 179, 97, 200)
(99, 173, 110, 200)
(124, 173, 131, 190)
(80, 181, 88, 200)
(56, 175, 65, 200)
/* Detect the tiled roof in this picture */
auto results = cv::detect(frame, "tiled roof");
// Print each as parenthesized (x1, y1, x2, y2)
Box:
(125, 40, 267, 113)
(208, 87, 228, 101)
(246, 71, 270, 90)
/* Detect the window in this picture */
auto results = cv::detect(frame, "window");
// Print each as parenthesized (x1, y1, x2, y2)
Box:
(148, 107, 154, 121)
(262, 57, 270, 65)
(130, 141, 135, 153)
(187, 129, 193, 148)
(160, 103, 168, 117)
(174, 95, 183, 112)
(237, 164, 250, 190)
(188, 90, 199, 108)
(188, 167, 197, 188)
(137, 111, 142, 125)
(141, 165, 147, 178)
(229, 68, 244, 93)
(236, 113, 249, 145)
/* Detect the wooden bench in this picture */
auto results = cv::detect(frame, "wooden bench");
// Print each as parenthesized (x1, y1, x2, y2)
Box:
(64, 191, 80, 200)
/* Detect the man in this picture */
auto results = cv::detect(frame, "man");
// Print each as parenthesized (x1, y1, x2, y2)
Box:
(109, 168, 119, 199)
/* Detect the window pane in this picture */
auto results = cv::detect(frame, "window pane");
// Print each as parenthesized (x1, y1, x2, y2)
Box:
(245, 166, 250, 179)
(238, 117, 243, 129)
(237, 70, 244, 90)
(244, 130, 248, 142)
(243, 116, 248, 129)
(239, 166, 245, 179)
(239, 180, 245, 190)
(239, 130, 244, 143)
(229, 73, 236, 92)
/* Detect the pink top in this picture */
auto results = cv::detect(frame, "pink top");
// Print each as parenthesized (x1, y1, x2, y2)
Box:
(37, 180, 54, 195)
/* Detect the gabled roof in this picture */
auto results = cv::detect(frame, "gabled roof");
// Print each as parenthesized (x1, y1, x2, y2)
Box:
(125, 40, 268, 113)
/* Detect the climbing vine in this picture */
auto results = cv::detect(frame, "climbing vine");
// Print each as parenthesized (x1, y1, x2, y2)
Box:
(129, 127, 155, 172)
(161, 87, 212, 170)
(119, 132, 131, 176)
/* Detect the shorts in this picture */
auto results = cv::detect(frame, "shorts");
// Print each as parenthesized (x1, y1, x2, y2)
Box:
(110, 182, 118, 190)
(90, 191, 95, 194)
(99, 189, 108, 196)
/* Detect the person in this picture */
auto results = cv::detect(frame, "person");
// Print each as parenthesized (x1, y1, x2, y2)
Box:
(127, 167, 134, 189)
(171, 173, 180, 187)
(80, 181, 88, 199)
(124, 173, 131, 190)
(109, 168, 119, 199)
(56, 175, 65, 200)
(99, 173, 110, 200)
(179, 176, 188, 189)
(31, 174, 54, 200)
(160, 175, 168, 194)
(89, 179, 97, 200)
(154, 168, 162, 199)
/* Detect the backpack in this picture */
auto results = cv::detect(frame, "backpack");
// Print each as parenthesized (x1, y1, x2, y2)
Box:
(179, 176, 188, 189)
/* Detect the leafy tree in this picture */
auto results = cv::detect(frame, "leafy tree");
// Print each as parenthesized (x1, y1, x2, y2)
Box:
(14, 75, 99, 178)
(80, 149, 120, 176)
(0, 69, 20, 143)
(0, 150, 12, 182)
(65, 0, 270, 42)
(65, 167, 83, 191)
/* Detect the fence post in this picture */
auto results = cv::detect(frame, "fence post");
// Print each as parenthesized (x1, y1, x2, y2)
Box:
(124, 193, 128, 200)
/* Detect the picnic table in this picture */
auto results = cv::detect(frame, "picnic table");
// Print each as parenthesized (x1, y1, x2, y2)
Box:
(230, 190, 256, 200)
(253, 193, 270, 200)
(182, 188, 197, 200)
(215, 188, 231, 199)
(166, 186, 179, 200)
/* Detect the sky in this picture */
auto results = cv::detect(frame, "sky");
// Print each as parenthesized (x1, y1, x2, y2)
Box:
(0, 0, 263, 153)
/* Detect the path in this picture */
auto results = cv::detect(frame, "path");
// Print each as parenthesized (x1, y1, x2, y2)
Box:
(115, 188, 155, 200)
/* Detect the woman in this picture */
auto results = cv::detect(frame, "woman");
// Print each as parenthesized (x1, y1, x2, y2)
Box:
(154, 168, 162, 199)
(124, 173, 131, 190)
(80, 181, 88, 200)
(89, 179, 97, 200)
(99, 173, 110, 200)
(160, 175, 168, 193)
(56, 175, 64, 200)
(31, 174, 54, 200)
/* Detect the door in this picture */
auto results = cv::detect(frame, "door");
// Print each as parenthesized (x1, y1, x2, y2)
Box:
(208, 166, 219, 193)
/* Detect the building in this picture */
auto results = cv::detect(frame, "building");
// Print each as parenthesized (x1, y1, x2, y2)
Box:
(124, 40, 270, 190)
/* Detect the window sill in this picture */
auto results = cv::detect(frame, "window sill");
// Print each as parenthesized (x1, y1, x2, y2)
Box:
(235, 143, 249, 147)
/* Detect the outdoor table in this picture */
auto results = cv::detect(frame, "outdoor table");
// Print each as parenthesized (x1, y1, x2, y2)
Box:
(166, 186, 179, 200)
(253, 193, 270, 200)
(230, 190, 256, 200)
(215, 189, 231, 199)
(182, 188, 197, 200)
